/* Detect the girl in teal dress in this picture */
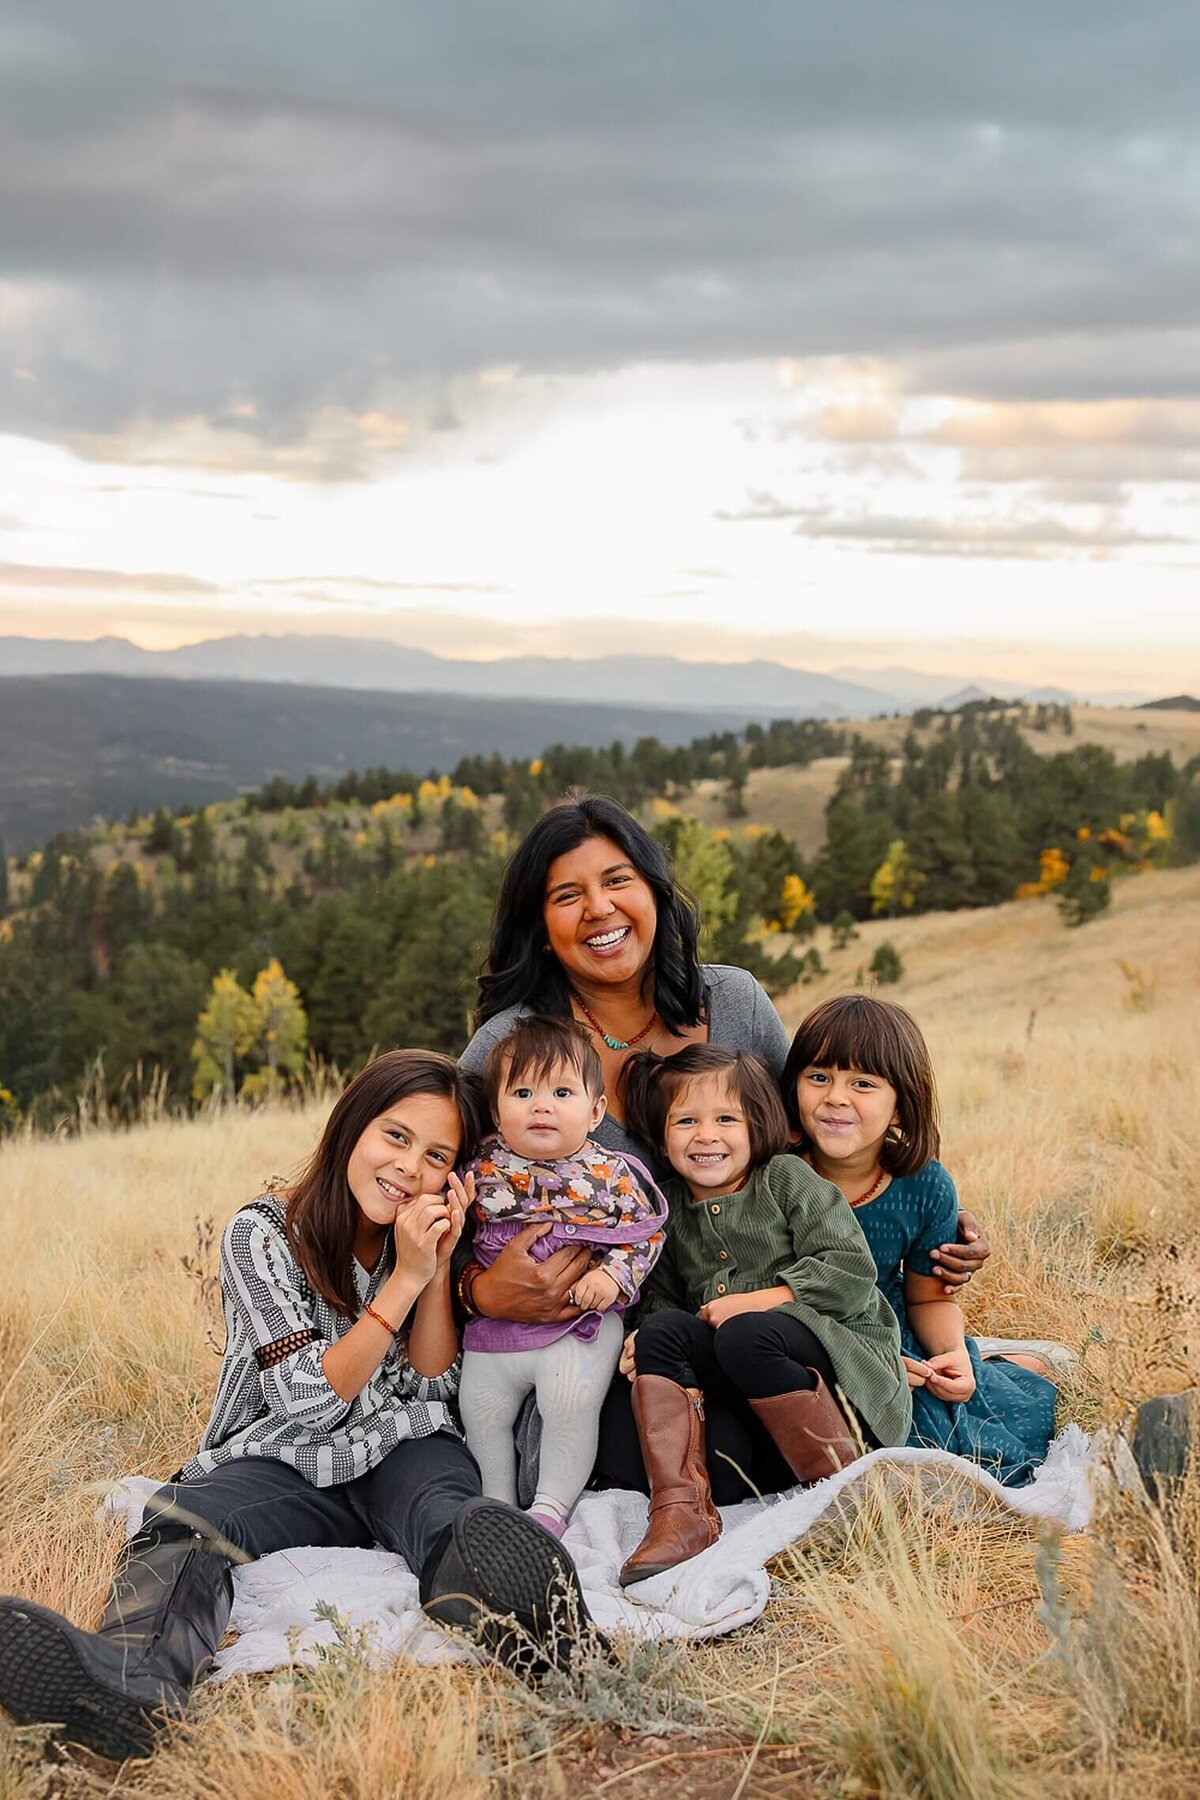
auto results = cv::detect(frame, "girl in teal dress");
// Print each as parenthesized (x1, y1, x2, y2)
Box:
(781, 995, 1057, 1487)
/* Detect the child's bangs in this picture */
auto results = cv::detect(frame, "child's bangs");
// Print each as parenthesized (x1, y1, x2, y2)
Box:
(795, 1007, 899, 1083)
(504, 1043, 587, 1091)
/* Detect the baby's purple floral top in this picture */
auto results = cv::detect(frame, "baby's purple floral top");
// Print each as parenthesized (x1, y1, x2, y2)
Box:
(463, 1133, 669, 1352)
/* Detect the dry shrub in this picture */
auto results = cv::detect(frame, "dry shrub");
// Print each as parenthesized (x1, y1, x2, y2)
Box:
(1035, 1452, 1200, 1788)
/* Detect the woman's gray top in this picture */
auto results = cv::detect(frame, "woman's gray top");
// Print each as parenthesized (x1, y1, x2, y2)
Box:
(459, 963, 791, 1176)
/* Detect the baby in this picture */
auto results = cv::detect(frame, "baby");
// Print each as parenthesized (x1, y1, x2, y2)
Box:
(457, 1013, 668, 1537)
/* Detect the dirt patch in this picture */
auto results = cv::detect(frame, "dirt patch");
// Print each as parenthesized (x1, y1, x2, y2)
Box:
(544, 1726, 818, 1798)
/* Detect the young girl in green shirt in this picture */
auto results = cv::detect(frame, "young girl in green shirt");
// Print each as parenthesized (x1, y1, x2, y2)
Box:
(617, 1044, 908, 1587)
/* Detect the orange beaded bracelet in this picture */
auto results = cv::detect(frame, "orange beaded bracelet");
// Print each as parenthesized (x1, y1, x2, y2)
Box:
(362, 1301, 402, 1337)
(456, 1261, 483, 1320)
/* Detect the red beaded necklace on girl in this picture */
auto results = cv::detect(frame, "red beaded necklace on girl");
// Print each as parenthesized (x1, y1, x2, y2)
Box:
(849, 1166, 887, 1208)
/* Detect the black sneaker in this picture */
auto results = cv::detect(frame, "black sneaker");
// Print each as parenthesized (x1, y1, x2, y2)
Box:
(0, 1596, 185, 1762)
(420, 1498, 605, 1677)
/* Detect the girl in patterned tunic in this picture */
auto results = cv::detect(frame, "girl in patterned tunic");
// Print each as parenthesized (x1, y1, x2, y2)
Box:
(782, 994, 1057, 1487)
(0, 1050, 603, 1763)
(458, 1014, 668, 1537)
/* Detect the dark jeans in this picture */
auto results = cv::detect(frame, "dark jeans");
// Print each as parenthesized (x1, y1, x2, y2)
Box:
(149, 1432, 481, 1583)
(596, 1309, 873, 1506)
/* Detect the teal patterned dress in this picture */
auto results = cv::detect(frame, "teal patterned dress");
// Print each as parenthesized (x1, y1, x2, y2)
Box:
(852, 1161, 1056, 1487)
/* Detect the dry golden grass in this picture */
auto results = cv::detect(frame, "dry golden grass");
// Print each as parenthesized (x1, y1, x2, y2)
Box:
(675, 760, 851, 854)
(2, 866, 1198, 1795)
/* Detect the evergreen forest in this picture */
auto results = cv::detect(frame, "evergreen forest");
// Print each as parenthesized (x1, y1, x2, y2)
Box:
(1, 701, 1196, 1130)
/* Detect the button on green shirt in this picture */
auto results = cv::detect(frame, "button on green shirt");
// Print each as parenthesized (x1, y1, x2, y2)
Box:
(640, 1154, 912, 1447)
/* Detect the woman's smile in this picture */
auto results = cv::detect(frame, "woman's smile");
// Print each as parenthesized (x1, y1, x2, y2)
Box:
(582, 923, 631, 956)
(543, 834, 657, 989)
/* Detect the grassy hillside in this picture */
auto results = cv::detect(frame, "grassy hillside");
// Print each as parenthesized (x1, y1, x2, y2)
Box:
(677, 704, 1200, 856)
(1, 866, 1197, 1796)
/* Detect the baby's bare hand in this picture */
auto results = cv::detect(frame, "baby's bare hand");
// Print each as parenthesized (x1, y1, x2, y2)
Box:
(571, 1270, 621, 1312)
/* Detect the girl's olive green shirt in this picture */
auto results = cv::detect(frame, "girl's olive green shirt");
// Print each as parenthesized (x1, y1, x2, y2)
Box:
(641, 1154, 913, 1447)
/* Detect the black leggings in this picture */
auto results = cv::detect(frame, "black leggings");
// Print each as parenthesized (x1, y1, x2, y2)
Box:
(152, 1431, 481, 1587)
(595, 1308, 875, 1506)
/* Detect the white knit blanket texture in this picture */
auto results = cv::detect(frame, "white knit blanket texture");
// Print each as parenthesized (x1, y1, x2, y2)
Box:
(107, 1426, 1102, 1679)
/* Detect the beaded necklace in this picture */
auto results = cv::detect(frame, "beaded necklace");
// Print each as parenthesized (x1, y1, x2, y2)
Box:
(849, 1166, 887, 1208)
(571, 989, 658, 1053)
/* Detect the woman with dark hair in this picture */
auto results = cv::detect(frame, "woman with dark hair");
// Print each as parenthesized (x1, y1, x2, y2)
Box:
(474, 794, 711, 1043)
(0, 1051, 601, 1762)
(459, 798, 792, 1316)
(456, 796, 987, 1501)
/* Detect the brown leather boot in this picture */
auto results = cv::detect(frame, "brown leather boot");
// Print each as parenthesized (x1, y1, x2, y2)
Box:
(618, 1376, 722, 1587)
(749, 1374, 860, 1485)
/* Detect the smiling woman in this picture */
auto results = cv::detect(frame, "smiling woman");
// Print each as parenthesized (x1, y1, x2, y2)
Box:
(455, 796, 793, 1498)
(461, 794, 792, 1180)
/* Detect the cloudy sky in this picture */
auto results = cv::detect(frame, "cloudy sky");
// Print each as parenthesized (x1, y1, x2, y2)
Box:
(2, 2, 1198, 690)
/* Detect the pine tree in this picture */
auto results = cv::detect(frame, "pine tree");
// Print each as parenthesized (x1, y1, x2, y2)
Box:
(830, 910, 860, 951)
(869, 941, 904, 985)
(105, 860, 149, 959)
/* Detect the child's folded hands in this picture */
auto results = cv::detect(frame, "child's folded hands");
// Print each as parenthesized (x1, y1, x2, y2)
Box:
(922, 1350, 976, 1403)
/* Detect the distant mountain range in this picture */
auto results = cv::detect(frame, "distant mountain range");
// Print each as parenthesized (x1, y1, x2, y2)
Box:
(0, 633, 1154, 714)
(0, 673, 760, 850)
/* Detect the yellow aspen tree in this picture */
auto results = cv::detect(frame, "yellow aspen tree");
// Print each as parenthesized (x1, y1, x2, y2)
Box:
(242, 958, 309, 1099)
(191, 970, 258, 1099)
(870, 839, 924, 917)
(779, 873, 817, 934)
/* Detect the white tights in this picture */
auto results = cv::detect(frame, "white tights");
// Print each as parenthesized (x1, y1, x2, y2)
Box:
(459, 1312, 624, 1519)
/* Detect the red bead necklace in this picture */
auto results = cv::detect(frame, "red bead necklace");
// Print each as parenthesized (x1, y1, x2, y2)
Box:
(849, 1166, 887, 1208)
(571, 990, 658, 1052)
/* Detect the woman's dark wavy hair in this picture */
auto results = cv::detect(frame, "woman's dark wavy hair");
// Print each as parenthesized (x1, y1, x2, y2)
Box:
(475, 795, 706, 1033)
(780, 994, 940, 1178)
(282, 1049, 489, 1319)
(621, 1044, 790, 1169)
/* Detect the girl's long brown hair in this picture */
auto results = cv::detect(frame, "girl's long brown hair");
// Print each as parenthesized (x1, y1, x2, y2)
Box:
(284, 1049, 488, 1318)
(781, 994, 940, 1177)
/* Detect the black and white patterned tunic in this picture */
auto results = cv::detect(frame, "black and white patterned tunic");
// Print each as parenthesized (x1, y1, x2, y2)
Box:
(179, 1195, 462, 1488)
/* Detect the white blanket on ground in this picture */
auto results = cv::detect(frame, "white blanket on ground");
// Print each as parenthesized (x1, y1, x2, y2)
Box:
(106, 1426, 1103, 1679)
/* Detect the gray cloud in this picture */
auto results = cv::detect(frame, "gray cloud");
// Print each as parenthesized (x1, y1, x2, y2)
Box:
(2, 3, 1199, 465)
(716, 494, 1188, 560)
(0, 561, 221, 594)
